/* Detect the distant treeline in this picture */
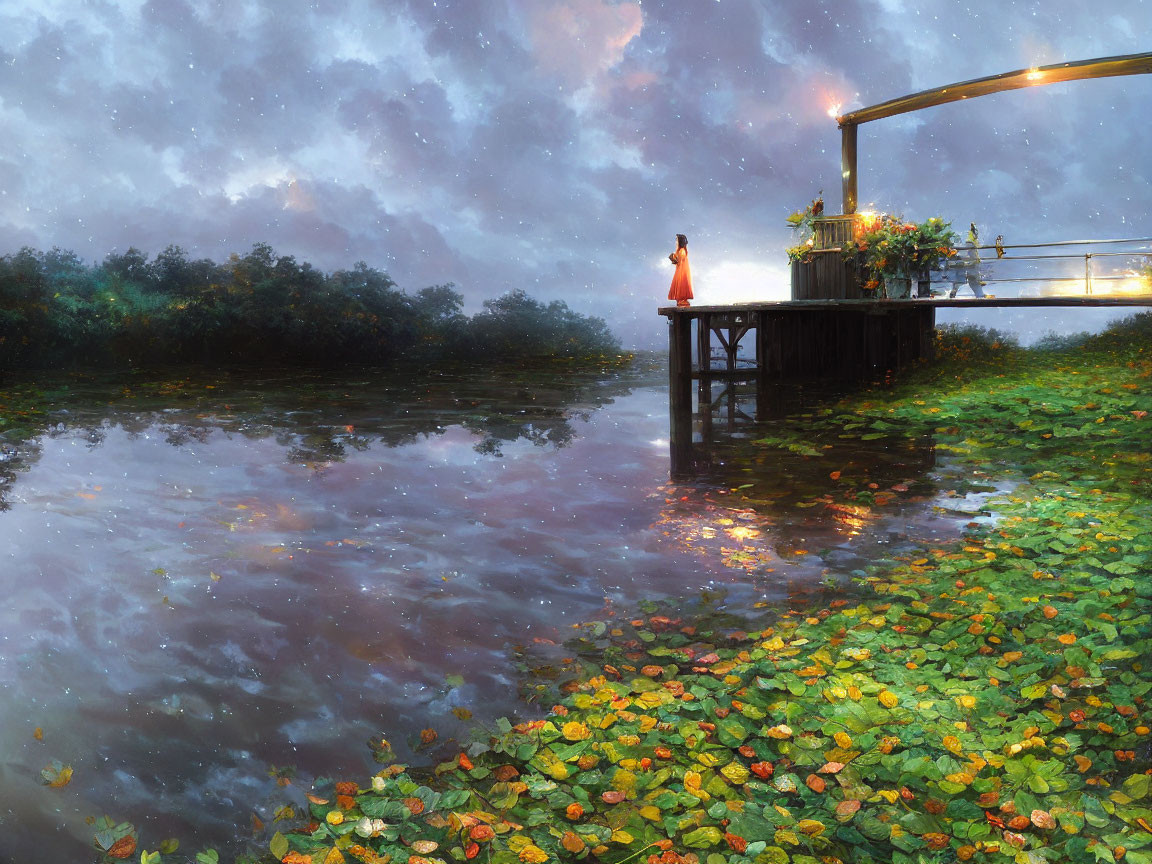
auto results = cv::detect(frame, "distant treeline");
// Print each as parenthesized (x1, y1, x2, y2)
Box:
(0, 244, 621, 368)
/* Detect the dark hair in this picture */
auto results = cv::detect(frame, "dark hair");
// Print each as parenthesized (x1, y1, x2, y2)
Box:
(676, 234, 688, 248)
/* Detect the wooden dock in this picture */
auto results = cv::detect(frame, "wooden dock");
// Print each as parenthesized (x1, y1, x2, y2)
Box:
(659, 296, 1152, 475)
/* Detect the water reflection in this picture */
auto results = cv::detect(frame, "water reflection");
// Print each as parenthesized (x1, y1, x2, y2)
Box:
(0, 361, 973, 862)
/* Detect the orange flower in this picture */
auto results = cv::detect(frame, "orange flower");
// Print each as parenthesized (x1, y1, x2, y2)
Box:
(458, 753, 474, 771)
(749, 761, 773, 779)
(566, 803, 585, 820)
(470, 825, 496, 842)
(335, 781, 359, 796)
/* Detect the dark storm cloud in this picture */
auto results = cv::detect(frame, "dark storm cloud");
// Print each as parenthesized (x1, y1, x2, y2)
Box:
(0, 0, 1148, 345)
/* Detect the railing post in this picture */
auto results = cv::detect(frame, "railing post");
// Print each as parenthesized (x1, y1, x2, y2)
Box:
(1085, 253, 1093, 294)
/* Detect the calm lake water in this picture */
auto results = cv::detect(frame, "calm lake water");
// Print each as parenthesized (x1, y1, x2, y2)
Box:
(0, 359, 980, 861)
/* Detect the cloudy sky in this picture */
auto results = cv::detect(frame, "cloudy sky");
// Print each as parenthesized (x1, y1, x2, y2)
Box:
(0, 0, 1148, 345)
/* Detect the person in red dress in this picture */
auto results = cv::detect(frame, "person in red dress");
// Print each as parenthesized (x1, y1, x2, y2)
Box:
(667, 234, 692, 307)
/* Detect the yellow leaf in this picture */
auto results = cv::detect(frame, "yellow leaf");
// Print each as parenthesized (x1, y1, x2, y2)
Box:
(774, 829, 800, 846)
(323, 847, 345, 864)
(766, 724, 793, 739)
(611, 830, 635, 845)
(797, 819, 826, 836)
(721, 763, 750, 784)
(507, 836, 534, 853)
(635, 691, 666, 709)
(956, 695, 977, 709)
(878, 690, 899, 708)
(612, 770, 637, 791)
(847, 685, 862, 701)
(942, 735, 964, 755)
(833, 732, 853, 749)
(562, 722, 591, 741)
(518, 844, 549, 863)
(639, 806, 662, 821)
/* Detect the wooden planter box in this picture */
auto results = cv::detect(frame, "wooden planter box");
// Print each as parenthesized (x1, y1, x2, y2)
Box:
(790, 215, 868, 300)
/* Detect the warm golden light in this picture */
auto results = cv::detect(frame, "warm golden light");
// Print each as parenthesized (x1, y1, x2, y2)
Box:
(827, 102, 842, 119)
(854, 210, 882, 234)
(1026, 68, 1043, 81)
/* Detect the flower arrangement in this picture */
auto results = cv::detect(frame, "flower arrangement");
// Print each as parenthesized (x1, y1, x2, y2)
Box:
(784, 195, 823, 263)
(852, 215, 958, 295)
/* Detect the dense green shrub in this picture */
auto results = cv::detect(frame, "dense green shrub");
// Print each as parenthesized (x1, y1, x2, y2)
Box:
(0, 245, 620, 369)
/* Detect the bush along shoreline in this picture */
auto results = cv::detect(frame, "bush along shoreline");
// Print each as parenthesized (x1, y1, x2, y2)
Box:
(0, 245, 620, 369)
(81, 315, 1152, 864)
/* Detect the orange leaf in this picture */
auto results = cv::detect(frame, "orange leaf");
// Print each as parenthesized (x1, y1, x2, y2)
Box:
(835, 800, 861, 817)
(107, 836, 136, 859)
(1031, 809, 1056, 829)
(561, 832, 586, 854)
(805, 774, 826, 793)
(1042, 605, 1058, 619)
(1057, 634, 1077, 645)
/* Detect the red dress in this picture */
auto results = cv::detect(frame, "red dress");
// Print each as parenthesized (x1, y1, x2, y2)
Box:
(668, 247, 693, 303)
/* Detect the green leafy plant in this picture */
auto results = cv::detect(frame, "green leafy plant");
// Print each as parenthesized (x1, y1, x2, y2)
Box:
(853, 215, 958, 293)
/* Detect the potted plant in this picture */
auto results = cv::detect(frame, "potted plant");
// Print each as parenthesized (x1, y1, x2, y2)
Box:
(853, 215, 958, 298)
(785, 195, 824, 264)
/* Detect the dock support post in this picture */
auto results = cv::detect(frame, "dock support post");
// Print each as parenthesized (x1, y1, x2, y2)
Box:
(696, 312, 712, 410)
(669, 311, 693, 477)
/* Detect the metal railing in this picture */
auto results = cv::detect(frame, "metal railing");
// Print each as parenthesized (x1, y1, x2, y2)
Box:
(923, 236, 1152, 296)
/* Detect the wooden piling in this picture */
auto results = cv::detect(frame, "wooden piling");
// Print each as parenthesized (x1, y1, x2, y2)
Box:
(668, 312, 693, 476)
